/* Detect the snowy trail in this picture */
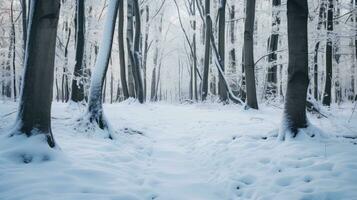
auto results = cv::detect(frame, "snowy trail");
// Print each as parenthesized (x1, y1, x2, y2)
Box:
(1, 101, 357, 200)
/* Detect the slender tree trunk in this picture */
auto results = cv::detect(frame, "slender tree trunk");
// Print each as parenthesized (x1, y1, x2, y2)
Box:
(266, 0, 281, 97)
(118, 0, 129, 99)
(142, 5, 150, 100)
(70, 0, 86, 103)
(313, 0, 327, 100)
(10, 0, 17, 101)
(243, 0, 258, 109)
(202, 0, 211, 101)
(218, 0, 228, 102)
(21, 0, 27, 59)
(280, 0, 309, 139)
(87, 0, 119, 134)
(229, 5, 237, 95)
(323, 0, 334, 106)
(12, 0, 61, 148)
(131, 0, 144, 103)
(127, 0, 135, 97)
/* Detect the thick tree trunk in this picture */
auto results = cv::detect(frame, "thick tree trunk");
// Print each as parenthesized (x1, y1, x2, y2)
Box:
(202, 0, 211, 101)
(71, 0, 86, 103)
(243, 0, 258, 109)
(87, 0, 119, 134)
(218, 0, 228, 102)
(280, 0, 309, 139)
(118, 0, 129, 99)
(12, 0, 61, 148)
(323, 0, 334, 106)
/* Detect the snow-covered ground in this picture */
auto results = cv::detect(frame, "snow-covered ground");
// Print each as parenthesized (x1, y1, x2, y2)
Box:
(0, 100, 357, 200)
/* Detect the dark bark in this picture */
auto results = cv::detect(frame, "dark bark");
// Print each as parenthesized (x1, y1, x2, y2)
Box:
(243, 0, 258, 109)
(201, 0, 211, 101)
(218, 0, 228, 102)
(118, 0, 129, 99)
(131, 0, 144, 103)
(281, 0, 309, 138)
(21, 0, 27, 58)
(10, 1, 17, 101)
(323, 0, 334, 106)
(266, 0, 281, 97)
(70, 0, 86, 103)
(12, 0, 61, 148)
(127, 0, 135, 97)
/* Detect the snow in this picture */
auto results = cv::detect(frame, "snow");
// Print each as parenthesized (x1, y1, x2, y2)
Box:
(0, 101, 357, 200)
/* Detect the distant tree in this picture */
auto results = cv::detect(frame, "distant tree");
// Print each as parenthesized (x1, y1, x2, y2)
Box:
(70, 0, 86, 103)
(201, 0, 211, 101)
(10, 0, 61, 148)
(118, 0, 129, 100)
(218, 0, 228, 103)
(323, 0, 334, 106)
(243, 0, 258, 109)
(280, 0, 309, 139)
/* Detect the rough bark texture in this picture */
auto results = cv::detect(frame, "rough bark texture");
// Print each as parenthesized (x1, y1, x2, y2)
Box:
(71, 0, 85, 103)
(281, 0, 309, 139)
(202, 0, 211, 101)
(218, 0, 228, 102)
(243, 0, 258, 109)
(14, 0, 61, 148)
(118, 0, 129, 99)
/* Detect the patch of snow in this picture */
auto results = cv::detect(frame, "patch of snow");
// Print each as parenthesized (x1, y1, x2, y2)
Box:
(0, 101, 356, 200)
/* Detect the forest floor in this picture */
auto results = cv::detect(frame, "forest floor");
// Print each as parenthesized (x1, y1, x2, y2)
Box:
(0, 100, 357, 200)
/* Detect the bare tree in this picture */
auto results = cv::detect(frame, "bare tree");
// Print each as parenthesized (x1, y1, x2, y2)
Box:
(118, 0, 129, 99)
(86, 0, 119, 137)
(71, 0, 85, 103)
(218, 0, 228, 102)
(243, 0, 258, 109)
(10, 0, 61, 148)
(280, 0, 309, 139)
(323, 0, 334, 106)
(202, 0, 211, 101)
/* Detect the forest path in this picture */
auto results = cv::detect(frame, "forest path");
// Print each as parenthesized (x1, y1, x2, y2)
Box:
(0, 102, 357, 200)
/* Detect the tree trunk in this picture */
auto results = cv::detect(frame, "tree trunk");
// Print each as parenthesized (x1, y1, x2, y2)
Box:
(218, 0, 228, 102)
(131, 0, 144, 103)
(118, 0, 129, 99)
(323, 0, 334, 106)
(313, 0, 327, 100)
(142, 5, 150, 100)
(280, 0, 309, 139)
(71, 0, 86, 103)
(202, 0, 211, 101)
(21, 0, 27, 59)
(243, 0, 258, 109)
(87, 0, 119, 134)
(266, 0, 281, 97)
(12, 0, 61, 148)
(127, 0, 135, 97)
